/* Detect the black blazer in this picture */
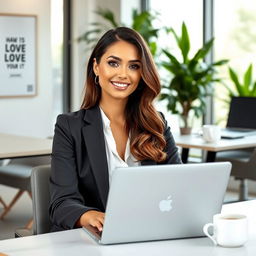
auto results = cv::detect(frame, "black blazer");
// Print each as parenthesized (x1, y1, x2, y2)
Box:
(49, 106, 181, 231)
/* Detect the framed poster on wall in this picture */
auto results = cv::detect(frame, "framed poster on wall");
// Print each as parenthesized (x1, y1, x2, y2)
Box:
(0, 14, 37, 97)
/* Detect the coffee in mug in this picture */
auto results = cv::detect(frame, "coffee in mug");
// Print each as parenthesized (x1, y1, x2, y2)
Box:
(203, 213, 248, 247)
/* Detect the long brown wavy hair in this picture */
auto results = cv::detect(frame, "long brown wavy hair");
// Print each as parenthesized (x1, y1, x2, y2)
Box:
(81, 27, 167, 162)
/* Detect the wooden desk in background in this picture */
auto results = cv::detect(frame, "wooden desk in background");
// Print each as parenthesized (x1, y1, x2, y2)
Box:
(173, 133, 256, 163)
(0, 133, 52, 227)
(0, 133, 52, 160)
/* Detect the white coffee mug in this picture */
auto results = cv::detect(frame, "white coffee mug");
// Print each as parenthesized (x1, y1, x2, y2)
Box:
(202, 125, 221, 143)
(203, 213, 248, 247)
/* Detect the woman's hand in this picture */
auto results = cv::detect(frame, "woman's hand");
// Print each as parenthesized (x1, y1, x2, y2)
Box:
(77, 210, 105, 231)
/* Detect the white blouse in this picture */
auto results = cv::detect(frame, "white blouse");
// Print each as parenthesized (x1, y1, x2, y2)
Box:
(100, 108, 140, 185)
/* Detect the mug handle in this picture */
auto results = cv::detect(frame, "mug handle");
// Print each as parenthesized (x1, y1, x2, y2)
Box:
(203, 223, 217, 246)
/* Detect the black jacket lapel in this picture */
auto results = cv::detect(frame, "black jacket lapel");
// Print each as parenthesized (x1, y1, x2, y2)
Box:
(82, 106, 157, 207)
(82, 106, 109, 209)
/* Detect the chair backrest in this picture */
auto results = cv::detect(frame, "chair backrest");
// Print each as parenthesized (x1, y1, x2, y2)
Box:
(31, 165, 51, 235)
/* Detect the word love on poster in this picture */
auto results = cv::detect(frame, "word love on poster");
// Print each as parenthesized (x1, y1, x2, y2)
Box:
(4, 37, 26, 70)
(0, 14, 37, 97)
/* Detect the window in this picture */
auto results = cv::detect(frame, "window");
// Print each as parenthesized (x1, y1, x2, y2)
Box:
(150, 0, 203, 57)
(214, 0, 256, 127)
(149, 0, 203, 132)
(51, 0, 64, 124)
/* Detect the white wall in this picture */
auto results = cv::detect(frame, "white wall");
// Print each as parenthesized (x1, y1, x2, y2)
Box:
(0, 0, 52, 138)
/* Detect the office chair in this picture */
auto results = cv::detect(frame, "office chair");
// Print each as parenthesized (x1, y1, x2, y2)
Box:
(0, 156, 51, 228)
(15, 165, 51, 237)
(0, 197, 7, 209)
(216, 147, 256, 201)
(0, 161, 7, 211)
(30, 165, 51, 234)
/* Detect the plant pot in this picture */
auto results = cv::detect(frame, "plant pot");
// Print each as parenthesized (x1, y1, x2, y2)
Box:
(179, 114, 193, 135)
(180, 127, 192, 135)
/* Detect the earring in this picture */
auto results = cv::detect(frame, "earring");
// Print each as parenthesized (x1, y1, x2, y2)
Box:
(94, 75, 99, 85)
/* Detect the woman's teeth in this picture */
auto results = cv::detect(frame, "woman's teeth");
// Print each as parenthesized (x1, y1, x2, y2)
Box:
(112, 82, 129, 88)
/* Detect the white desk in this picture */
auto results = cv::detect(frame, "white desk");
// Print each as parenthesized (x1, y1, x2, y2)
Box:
(0, 200, 256, 256)
(0, 133, 52, 160)
(173, 133, 256, 162)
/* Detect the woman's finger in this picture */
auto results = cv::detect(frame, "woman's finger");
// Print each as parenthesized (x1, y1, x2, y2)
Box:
(97, 216, 104, 226)
(94, 220, 103, 232)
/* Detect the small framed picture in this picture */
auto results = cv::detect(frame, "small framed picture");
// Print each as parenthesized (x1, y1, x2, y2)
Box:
(0, 14, 37, 97)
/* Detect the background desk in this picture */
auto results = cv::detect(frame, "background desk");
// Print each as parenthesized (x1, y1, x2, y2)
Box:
(0, 200, 255, 256)
(173, 133, 256, 162)
(0, 133, 52, 160)
(0, 133, 52, 226)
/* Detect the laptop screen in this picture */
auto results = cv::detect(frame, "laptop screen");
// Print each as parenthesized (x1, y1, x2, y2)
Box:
(227, 96, 256, 129)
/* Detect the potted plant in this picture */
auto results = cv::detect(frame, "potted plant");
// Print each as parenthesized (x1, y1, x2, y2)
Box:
(159, 22, 228, 134)
(77, 7, 160, 57)
(223, 64, 256, 99)
(216, 64, 256, 126)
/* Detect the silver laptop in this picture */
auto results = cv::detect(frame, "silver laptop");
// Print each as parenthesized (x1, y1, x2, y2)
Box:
(83, 162, 231, 245)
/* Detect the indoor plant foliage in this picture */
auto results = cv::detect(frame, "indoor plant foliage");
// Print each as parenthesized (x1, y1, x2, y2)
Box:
(160, 22, 228, 134)
(77, 8, 160, 56)
(223, 64, 256, 100)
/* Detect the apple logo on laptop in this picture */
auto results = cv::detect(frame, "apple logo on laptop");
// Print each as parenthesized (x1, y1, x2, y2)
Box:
(159, 195, 172, 212)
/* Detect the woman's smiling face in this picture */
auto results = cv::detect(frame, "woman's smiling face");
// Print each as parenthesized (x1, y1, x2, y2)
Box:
(93, 40, 142, 103)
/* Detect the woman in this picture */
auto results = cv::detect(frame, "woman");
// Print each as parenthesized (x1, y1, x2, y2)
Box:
(49, 27, 181, 232)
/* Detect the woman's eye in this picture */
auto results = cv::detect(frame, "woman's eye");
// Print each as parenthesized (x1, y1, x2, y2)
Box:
(108, 61, 119, 67)
(129, 64, 140, 70)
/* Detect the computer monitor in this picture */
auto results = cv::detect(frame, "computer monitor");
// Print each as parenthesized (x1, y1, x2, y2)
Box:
(227, 96, 256, 129)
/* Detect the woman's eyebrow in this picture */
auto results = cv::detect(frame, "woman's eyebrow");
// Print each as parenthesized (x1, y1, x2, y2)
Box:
(107, 55, 141, 63)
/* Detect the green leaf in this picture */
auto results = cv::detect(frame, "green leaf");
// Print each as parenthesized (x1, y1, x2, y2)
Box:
(131, 8, 138, 20)
(95, 8, 120, 27)
(161, 62, 179, 74)
(77, 29, 102, 42)
(221, 82, 237, 97)
(131, 9, 159, 46)
(168, 22, 190, 63)
(252, 81, 256, 96)
(191, 38, 214, 63)
(77, 8, 159, 57)
(212, 59, 229, 66)
(149, 42, 157, 56)
(89, 22, 103, 26)
(180, 22, 190, 63)
(168, 27, 180, 47)
(228, 67, 244, 96)
(243, 64, 252, 93)
(159, 93, 169, 100)
(132, 11, 150, 29)
(84, 37, 99, 44)
(162, 50, 181, 67)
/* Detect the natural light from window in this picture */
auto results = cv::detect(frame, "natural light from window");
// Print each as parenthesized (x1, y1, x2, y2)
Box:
(214, 0, 256, 127)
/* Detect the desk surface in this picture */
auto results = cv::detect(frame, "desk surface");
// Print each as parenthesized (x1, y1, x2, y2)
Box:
(0, 133, 52, 159)
(173, 133, 256, 152)
(0, 200, 256, 256)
